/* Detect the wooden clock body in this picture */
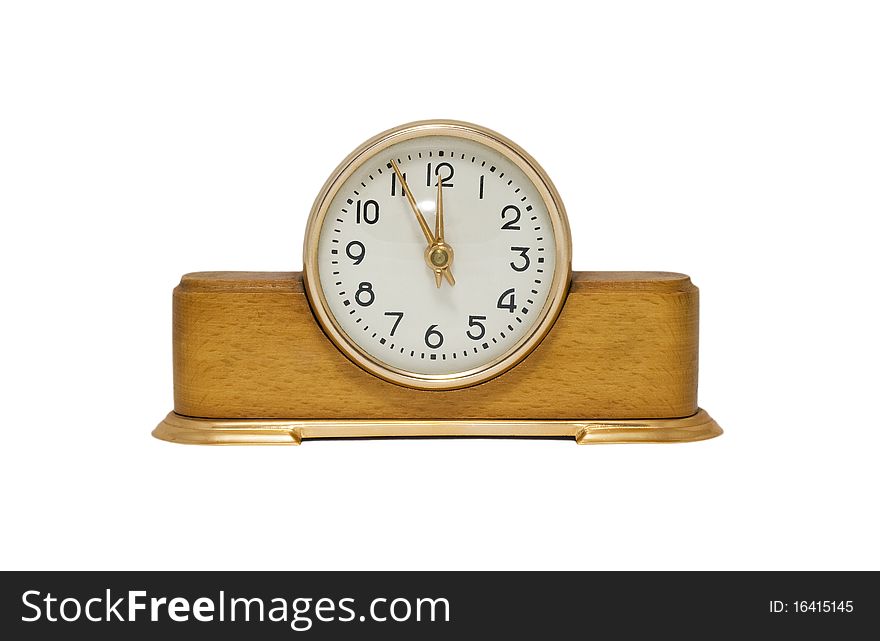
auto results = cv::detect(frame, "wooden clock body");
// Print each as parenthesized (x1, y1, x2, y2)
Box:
(154, 270, 721, 445)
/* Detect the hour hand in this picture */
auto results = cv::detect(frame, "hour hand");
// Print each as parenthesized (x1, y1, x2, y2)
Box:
(432, 175, 454, 287)
(435, 174, 445, 243)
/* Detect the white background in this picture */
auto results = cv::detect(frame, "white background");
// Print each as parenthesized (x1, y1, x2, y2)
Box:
(1, 1, 878, 570)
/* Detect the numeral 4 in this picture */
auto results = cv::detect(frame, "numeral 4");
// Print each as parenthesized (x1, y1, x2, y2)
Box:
(497, 288, 517, 313)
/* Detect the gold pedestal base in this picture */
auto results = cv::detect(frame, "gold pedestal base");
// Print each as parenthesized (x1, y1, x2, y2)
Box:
(152, 409, 722, 446)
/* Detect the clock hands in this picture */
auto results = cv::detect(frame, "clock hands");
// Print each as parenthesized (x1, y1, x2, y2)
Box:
(430, 175, 456, 288)
(435, 173, 445, 243)
(389, 159, 433, 245)
(432, 176, 444, 289)
(389, 159, 455, 287)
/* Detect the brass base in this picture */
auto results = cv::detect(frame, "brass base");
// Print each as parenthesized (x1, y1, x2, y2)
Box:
(152, 409, 722, 446)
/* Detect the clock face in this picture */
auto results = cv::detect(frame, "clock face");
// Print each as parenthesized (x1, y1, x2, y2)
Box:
(304, 121, 571, 389)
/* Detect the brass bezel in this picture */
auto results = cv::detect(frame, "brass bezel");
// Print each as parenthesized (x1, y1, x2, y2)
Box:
(303, 120, 572, 390)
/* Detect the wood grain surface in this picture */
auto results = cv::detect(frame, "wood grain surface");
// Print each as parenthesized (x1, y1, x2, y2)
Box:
(172, 271, 699, 419)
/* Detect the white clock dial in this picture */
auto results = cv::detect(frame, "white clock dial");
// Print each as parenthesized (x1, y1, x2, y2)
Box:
(304, 122, 571, 389)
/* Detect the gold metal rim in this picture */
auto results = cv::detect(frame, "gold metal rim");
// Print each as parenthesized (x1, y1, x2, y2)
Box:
(302, 120, 573, 391)
(152, 409, 722, 446)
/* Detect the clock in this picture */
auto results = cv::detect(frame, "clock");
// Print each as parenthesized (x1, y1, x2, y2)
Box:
(303, 120, 571, 389)
(153, 120, 722, 445)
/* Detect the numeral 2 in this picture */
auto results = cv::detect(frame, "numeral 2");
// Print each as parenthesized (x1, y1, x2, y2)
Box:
(501, 205, 520, 230)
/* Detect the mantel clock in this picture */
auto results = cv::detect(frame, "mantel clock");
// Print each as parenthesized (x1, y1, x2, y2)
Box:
(154, 121, 722, 445)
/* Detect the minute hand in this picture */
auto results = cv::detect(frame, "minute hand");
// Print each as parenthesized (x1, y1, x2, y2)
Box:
(390, 159, 434, 244)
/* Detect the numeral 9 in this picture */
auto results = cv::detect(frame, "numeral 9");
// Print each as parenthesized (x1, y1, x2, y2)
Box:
(346, 240, 365, 265)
